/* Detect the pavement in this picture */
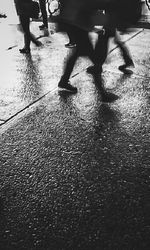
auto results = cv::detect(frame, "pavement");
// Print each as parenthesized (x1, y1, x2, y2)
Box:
(0, 7, 150, 250)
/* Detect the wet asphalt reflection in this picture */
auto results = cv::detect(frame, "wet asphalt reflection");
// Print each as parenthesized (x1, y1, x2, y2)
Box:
(0, 19, 150, 250)
(0, 68, 150, 249)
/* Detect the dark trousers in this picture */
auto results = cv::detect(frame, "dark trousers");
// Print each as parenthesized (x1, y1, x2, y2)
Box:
(66, 27, 76, 44)
(19, 14, 38, 49)
(95, 28, 132, 67)
(60, 24, 104, 90)
(39, 0, 48, 28)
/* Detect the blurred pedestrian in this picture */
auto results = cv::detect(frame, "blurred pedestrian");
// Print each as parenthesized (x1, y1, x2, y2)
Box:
(58, 0, 116, 102)
(39, 0, 49, 36)
(59, 0, 76, 48)
(15, 0, 42, 54)
(87, 0, 142, 74)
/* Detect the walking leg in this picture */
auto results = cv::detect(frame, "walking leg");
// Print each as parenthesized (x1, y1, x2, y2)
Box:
(115, 30, 134, 71)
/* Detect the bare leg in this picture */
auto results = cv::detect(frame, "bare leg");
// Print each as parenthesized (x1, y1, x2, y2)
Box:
(115, 30, 134, 69)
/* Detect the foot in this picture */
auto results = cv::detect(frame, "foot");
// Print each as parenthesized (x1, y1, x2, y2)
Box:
(58, 81, 77, 93)
(19, 48, 30, 54)
(101, 91, 119, 103)
(35, 40, 43, 47)
(39, 24, 46, 30)
(118, 60, 134, 72)
(65, 43, 76, 48)
(87, 65, 102, 75)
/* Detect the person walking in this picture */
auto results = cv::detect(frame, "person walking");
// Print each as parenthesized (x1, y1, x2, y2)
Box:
(87, 0, 142, 75)
(14, 0, 42, 54)
(39, 0, 49, 36)
(57, 0, 117, 102)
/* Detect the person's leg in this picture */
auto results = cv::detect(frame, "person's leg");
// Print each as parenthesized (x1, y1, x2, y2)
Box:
(94, 29, 110, 70)
(58, 48, 78, 92)
(85, 28, 118, 101)
(58, 26, 83, 92)
(73, 28, 106, 93)
(59, 25, 117, 100)
(39, 0, 48, 28)
(19, 15, 42, 53)
(19, 15, 31, 53)
(30, 32, 42, 46)
(65, 26, 76, 48)
(115, 30, 134, 70)
(87, 28, 112, 75)
(60, 28, 91, 84)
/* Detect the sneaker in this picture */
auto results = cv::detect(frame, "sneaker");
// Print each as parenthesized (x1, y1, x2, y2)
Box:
(19, 48, 30, 54)
(35, 40, 43, 47)
(43, 27, 49, 37)
(118, 60, 134, 72)
(58, 81, 77, 93)
(65, 43, 76, 48)
(39, 24, 45, 30)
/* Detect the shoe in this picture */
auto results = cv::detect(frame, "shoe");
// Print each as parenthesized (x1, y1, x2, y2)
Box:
(118, 60, 134, 72)
(101, 91, 119, 103)
(87, 65, 102, 75)
(39, 24, 45, 30)
(65, 43, 76, 48)
(58, 81, 77, 93)
(19, 48, 30, 54)
(43, 27, 49, 36)
(35, 40, 43, 47)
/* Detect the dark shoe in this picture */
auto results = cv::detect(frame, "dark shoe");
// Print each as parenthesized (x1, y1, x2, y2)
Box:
(101, 91, 119, 103)
(58, 81, 77, 93)
(39, 24, 46, 30)
(19, 48, 30, 54)
(118, 60, 134, 72)
(87, 65, 102, 75)
(65, 43, 76, 48)
(35, 40, 43, 47)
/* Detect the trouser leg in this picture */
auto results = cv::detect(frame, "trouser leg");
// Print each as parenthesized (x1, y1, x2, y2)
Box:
(20, 14, 39, 48)
(39, 0, 48, 28)
(77, 29, 106, 91)
(61, 27, 94, 82)
(66, 25, 76, 44)
(115, 30, 133, 64)
(94, 29, 110, 70)
(20, 15, 31, 49)
(60, 49, 78, 83)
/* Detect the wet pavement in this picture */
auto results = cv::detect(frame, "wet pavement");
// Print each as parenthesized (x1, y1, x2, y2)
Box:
(0, 12, 150, 250)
